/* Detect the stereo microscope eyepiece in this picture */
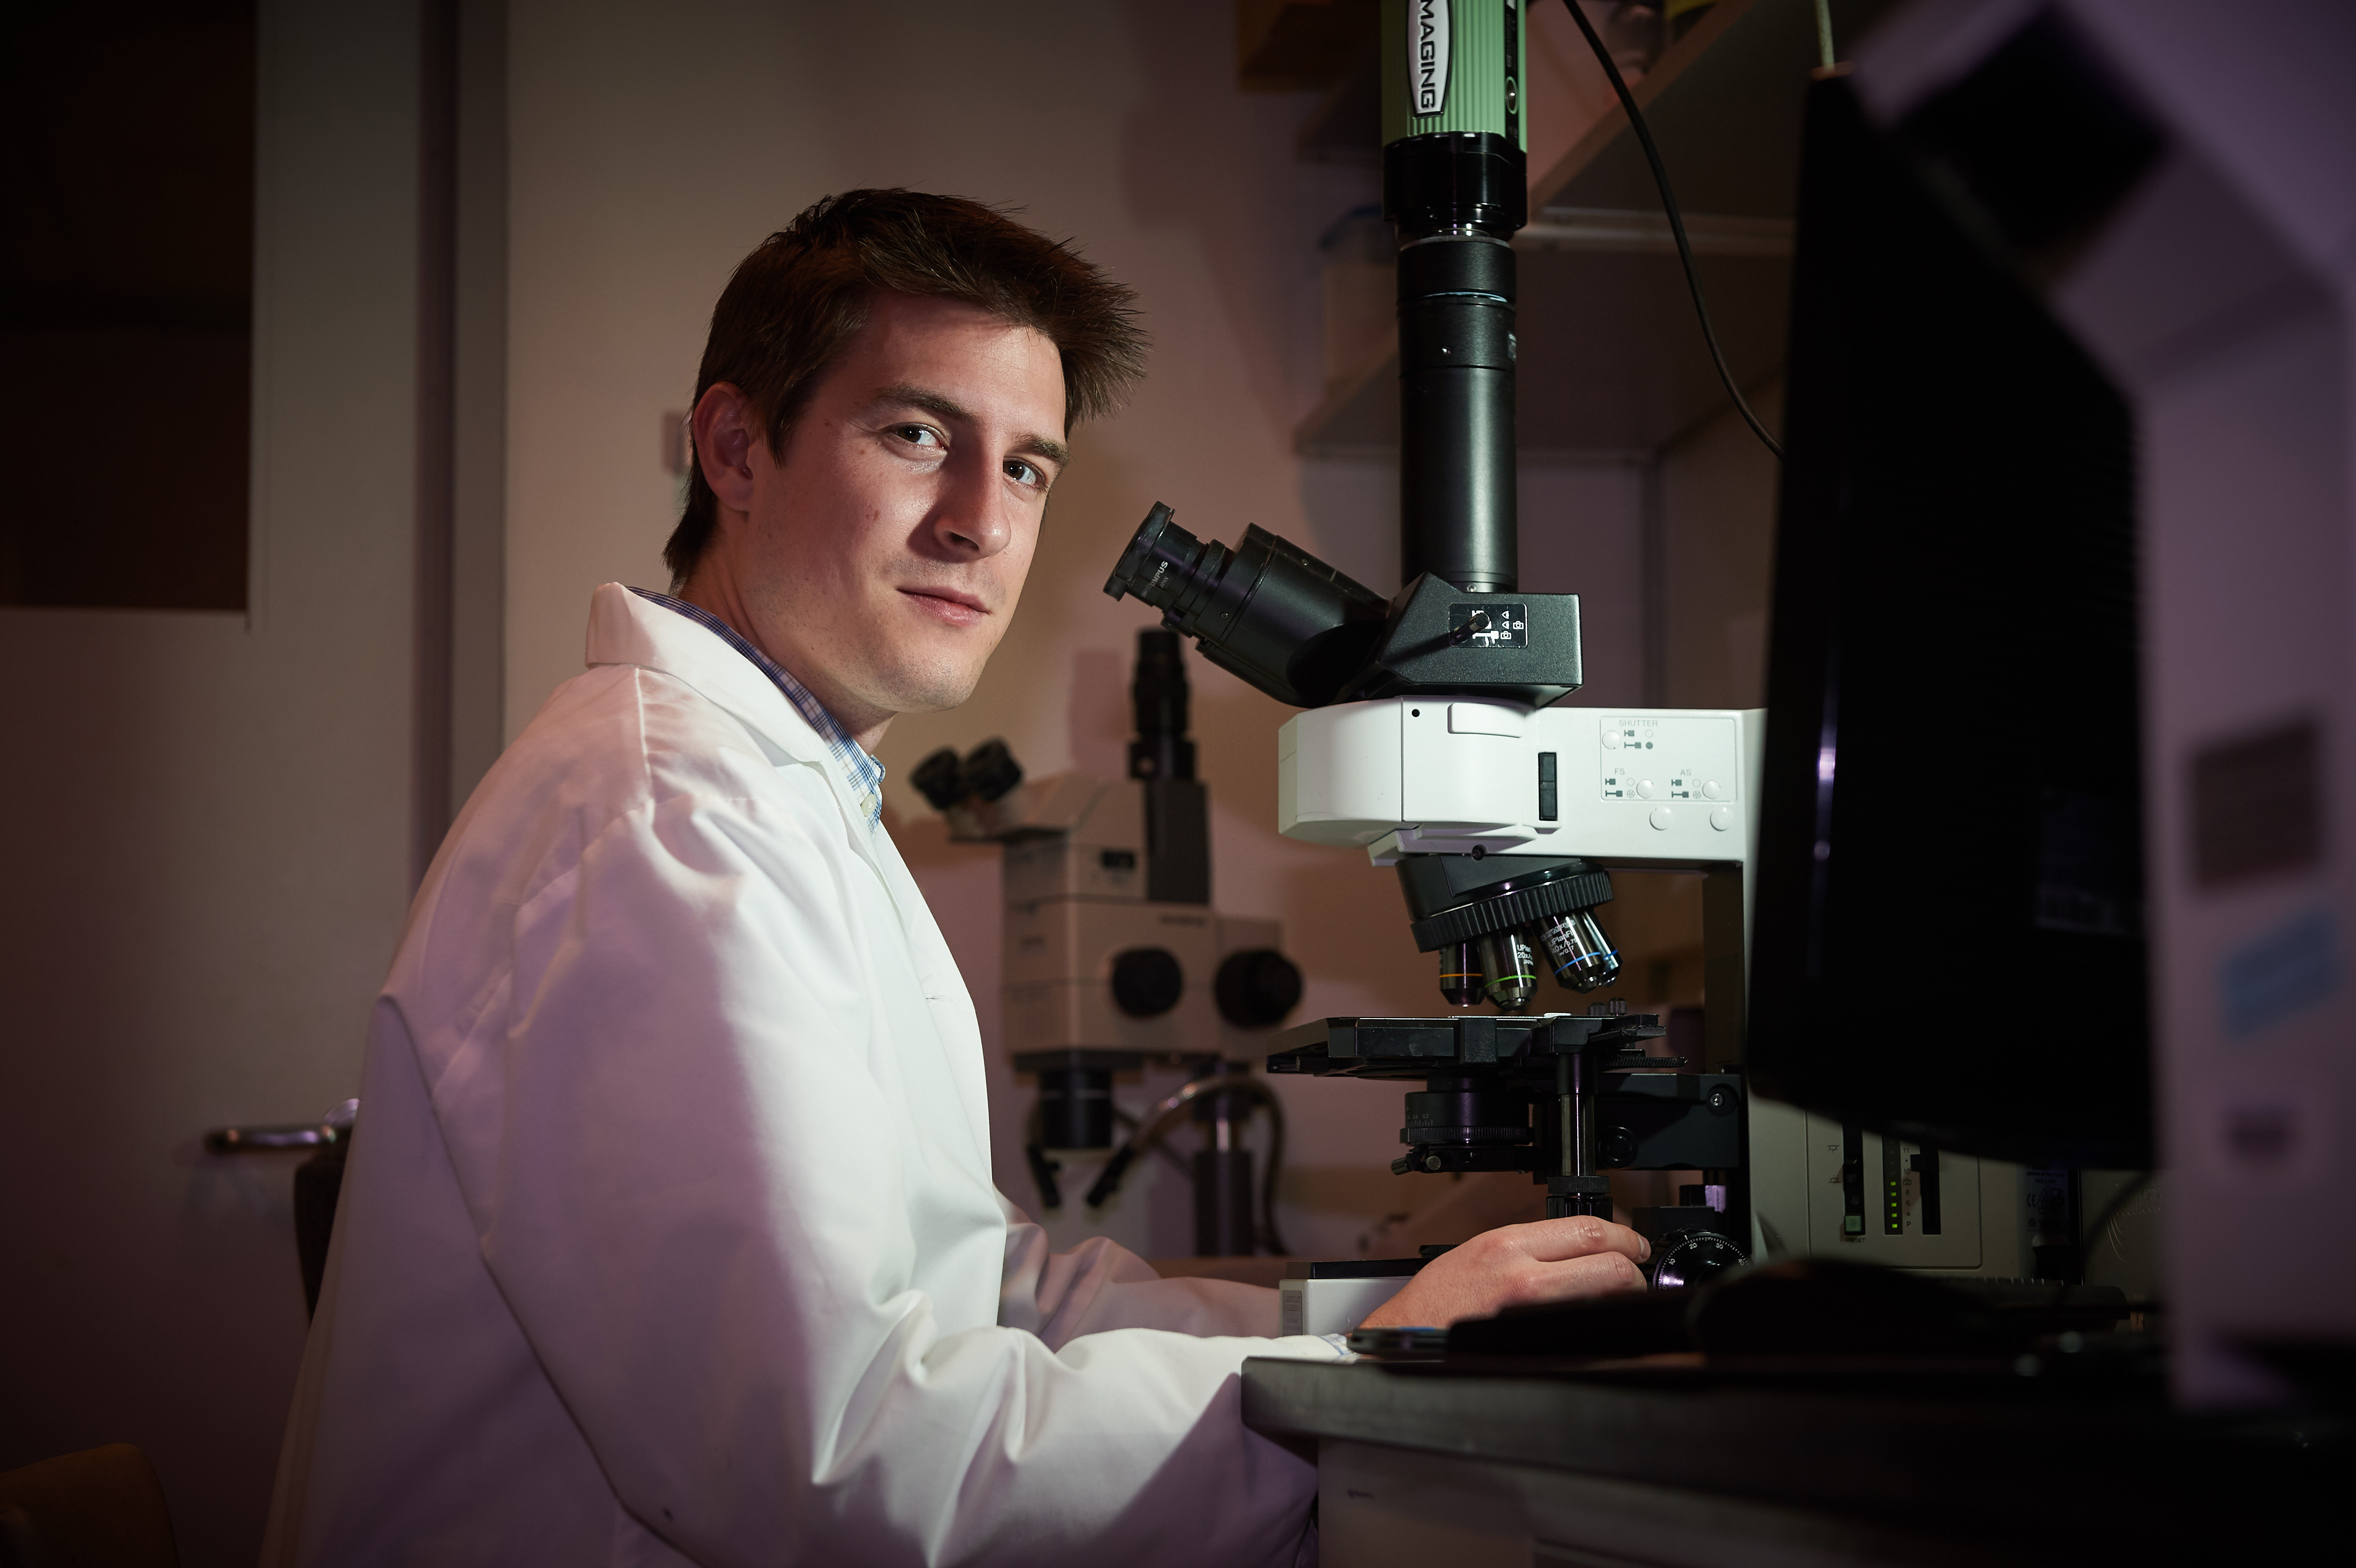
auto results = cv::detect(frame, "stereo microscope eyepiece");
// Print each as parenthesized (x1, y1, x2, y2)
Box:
(1102, 503, 1391, 709)
(911, 739, 1024, 813)
(911, 746, 965, 812)
(1535, 908, 1621, 993)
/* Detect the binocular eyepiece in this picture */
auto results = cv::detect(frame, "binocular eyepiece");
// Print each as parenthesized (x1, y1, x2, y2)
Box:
(1102, 503, 1391, 710)
(912, 738, 1023, 814)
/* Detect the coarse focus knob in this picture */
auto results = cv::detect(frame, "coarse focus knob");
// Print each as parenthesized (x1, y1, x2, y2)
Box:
(1647, 1230, 1748, 1291)
(1214, 949, 1303, 1028)
(1110, 947, 1185, 1018)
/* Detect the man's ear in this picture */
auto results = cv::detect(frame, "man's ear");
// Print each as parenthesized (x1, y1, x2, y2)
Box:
(693, 383, 759, 516)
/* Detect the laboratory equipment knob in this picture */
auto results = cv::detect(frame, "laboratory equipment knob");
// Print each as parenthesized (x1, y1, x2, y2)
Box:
(1215, 948, 1303, 1028)
(1604, 1124, 1638, 1166)
(1647, 1230, 1748, 1291)
(1111, 947, 1185, 1018)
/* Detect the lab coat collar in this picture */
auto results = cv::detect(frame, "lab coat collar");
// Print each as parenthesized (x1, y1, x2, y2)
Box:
(581, 586, 954, 963)
(584, 581, 869, 826)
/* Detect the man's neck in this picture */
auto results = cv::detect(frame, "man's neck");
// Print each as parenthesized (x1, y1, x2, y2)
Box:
(675, 570, 894, 752)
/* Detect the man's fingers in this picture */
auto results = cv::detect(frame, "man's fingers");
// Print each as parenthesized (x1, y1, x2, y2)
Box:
(1511, 1214, 1650, 1265)
(1519, 1249, 1649, 1306)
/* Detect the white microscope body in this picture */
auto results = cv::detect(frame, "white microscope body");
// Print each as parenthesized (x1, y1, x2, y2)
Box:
(1277, 696, 2035, 1290)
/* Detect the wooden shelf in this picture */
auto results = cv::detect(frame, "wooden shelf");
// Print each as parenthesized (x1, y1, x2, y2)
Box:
(1295, 0, 1901, 457)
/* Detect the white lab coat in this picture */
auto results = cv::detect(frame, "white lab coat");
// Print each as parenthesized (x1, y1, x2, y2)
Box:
(261, 583, 1341, 1567)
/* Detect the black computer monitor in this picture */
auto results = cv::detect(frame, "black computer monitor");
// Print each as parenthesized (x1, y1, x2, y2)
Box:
(1746, 75, 2150, 1170)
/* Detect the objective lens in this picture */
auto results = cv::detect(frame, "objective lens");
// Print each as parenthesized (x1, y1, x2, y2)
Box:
(1103, 503, 1390, 709)
(1438, 941, 1483, 1008)
(1478, 928, 1539, 1013)
(1535, 908, 1620, 992)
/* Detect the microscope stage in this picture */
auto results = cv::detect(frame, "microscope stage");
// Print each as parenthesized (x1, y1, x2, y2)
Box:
(1267, 1012, 1668, 1079)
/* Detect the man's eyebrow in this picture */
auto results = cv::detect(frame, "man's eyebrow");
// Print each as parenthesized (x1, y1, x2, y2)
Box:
(872, 383, 1070, 468)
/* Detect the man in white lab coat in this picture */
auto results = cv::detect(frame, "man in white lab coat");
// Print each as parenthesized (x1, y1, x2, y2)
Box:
(264, 190, 1649, 1567)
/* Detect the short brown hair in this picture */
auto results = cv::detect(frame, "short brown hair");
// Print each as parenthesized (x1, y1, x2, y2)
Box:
(664, 190, 1148, 582)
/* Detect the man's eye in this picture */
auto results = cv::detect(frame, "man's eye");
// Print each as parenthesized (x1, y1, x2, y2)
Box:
(1005, 459, 1043, 487)
(893, 424, 942, 448)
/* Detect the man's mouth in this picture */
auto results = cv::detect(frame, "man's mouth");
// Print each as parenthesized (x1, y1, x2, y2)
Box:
(900, 586, 990, 627)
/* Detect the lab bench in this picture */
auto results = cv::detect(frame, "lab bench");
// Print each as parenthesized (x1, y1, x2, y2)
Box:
(1241, 1353, 2342, 1568)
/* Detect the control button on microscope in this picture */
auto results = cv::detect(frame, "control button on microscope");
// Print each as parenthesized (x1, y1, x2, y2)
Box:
(1710, 807, 1734, 831)
(1649, 807, 1674, 831)
(1636, 779, 1659, 799)
(1601, 731, 1621, 750)
(1702, 780, 1726, 800)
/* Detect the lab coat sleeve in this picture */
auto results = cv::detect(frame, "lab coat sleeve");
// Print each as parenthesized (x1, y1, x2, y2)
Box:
(998, 1207, 1284, 1346)
(413, 784, 1337, 1568)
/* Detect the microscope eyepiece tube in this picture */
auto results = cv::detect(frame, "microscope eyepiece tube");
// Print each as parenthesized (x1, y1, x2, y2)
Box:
(1536, 907, 1621, 993)
(1397, 234, 1518, 594)
(1102, 503, 1391, 709)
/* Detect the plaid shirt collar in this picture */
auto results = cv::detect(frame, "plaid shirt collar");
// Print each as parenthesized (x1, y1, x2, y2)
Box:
(630, 587, 886, 831)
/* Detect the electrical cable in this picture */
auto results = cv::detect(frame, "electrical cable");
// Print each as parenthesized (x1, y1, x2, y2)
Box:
(1560, 0, 1786, 461)
(2055, 1169, 2153, 1309)
(1257, 1091, 1292, 1257)
(1084, 1071, 1290, 1257)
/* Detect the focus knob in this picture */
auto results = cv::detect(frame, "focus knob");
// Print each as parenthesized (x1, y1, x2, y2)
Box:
(1110, 947, 1184, 1018)
(1647, 1230, 1748, 1291)
(1214, 948, 1303, 1028)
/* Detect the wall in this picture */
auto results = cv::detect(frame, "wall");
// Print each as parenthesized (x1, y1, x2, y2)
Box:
(0, 4, 426, 1561)
(1662, 381, 1786, 710)
(499, 0, 1652, 1259)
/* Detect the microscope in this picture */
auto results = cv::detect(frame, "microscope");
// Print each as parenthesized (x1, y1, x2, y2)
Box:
(1102, 1, 1754, 1324)
(913, 631, 1305, 1257)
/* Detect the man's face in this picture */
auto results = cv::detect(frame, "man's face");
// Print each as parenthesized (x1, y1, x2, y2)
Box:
(690, 292, 1068, 741)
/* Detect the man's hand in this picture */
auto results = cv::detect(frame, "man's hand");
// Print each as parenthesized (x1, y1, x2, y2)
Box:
(1356, 1215, 1651, 1330)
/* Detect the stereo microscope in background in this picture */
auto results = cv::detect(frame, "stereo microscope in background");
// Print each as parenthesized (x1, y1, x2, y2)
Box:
(913, 630, 1304, 1259)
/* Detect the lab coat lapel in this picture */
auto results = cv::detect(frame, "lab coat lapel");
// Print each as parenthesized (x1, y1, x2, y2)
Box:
(585, 583, 889, 863)
(583, 588, 985, 1118)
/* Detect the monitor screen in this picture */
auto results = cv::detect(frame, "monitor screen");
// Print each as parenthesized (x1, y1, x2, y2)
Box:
(1747, 76, 2150, 1170)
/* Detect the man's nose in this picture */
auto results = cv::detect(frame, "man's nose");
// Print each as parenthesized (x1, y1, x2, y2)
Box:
(930, 462, 1013, 559)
